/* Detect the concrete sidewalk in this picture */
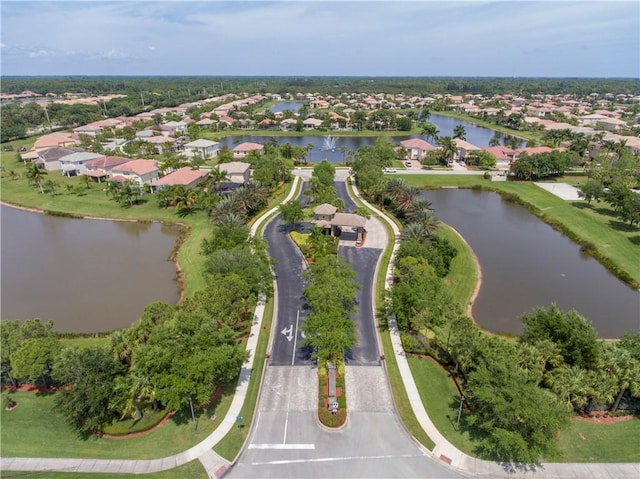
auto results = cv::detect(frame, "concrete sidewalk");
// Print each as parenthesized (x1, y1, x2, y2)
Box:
(0, 177, 303, 479)
(349, 178, 640, 479)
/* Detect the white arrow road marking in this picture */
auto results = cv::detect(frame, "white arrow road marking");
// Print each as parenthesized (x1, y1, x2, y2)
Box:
(281, 325, 293, 342)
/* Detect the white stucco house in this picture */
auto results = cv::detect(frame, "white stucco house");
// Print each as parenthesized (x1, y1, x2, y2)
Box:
(110, 160, 160, 185)
(184, 139, 220, 159)
(59, 152, 106, 176)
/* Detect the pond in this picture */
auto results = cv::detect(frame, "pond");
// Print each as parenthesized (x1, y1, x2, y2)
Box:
(0, 205, 180, 334)
(420, 189, 640, 338)
(218, 114, 521, 163)
(269, 101, 304, 113)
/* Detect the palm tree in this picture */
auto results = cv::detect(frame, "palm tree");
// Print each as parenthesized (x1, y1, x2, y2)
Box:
(453, 124, 466, 140)
(25, 162, 47, 194)
(402, 222, 429, 243)
(384, 178, 408, 203)
(396, 185, 421, 214)
(437, 136, 457, 165)
(420, 122, 439, 144)
(211, 195, 245, 225)
(407, 207, 439, 236)
(208, 166, 229, 193)
(174, 187, 199, 216)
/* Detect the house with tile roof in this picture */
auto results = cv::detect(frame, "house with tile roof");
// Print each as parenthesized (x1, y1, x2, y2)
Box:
(149, 167, 209, 191)
(233, 142, 265, 159)
(110, 159, 159, 185)
(399, 138, 437, 161)
(83, 155, 131, 181)
(218, 161, 251, 185)
(33, 132, 78, 151)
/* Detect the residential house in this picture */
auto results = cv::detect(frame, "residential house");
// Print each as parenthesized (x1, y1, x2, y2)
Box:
(219, 161, 251, 186)
(147, 136, 176, 154)
(184, 139, 220, 159)
(110, 159, 159, 185)
(33, 132, 77, 151)
(481, 146, 517, 169)
(159, 121, 188, 137)
(233, 142, 265, 159)
(579, 113, 610, 127)
(59, 152, 106, 176)
(73, 124, 102, 136)
(399, 138, 436, 161)
(280, 118, 298, 131)
(35, 147, 84, 171)
(83, 155, 130, 181)
(195, 118, 216, 128)
(452, 138, 481, 161)
(302, 118, 324, 130)
(149, 167, 209, 191)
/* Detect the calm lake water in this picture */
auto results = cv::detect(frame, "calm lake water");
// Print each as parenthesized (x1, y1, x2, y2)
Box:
(219, 114, 520, 163)
(421, 189, 640, 338)
(269, 101, 304, 113)
(1, 205, 180, 333)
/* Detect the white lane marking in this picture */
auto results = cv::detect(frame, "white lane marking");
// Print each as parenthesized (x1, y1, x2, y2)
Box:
(248, 444, 316, 450)
(291, 309, 300, 366)
(283, 411, 289, 444)
(249, 453, 421, 465)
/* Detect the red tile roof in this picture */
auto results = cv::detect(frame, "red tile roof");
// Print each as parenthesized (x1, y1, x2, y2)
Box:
(150, 167, 208, 187)
(400, 138, 435, 150)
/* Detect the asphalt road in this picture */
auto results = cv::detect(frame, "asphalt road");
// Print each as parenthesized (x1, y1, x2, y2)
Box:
(334, 180, 357, 212)
(264, 213, 313, 366)
(339, 246, 381, 365)
(228, 366, 464, 479)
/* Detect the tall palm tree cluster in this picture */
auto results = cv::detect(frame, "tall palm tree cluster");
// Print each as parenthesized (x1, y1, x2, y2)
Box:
(382, 178, 440, 243)
(153, 167, 269, 220)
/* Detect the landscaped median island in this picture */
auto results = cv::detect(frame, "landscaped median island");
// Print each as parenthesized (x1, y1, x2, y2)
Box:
(349, 143, 640, 464)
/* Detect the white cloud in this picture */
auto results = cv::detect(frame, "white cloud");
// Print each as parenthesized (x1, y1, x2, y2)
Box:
(0, 1, 636, 76)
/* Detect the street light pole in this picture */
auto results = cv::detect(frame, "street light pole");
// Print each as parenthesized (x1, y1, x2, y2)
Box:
(457, 395, 465, 426)
(188, 395, 197, 431)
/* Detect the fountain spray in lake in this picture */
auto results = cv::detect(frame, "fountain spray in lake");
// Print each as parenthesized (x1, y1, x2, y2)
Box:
(321, 135, 337, 151)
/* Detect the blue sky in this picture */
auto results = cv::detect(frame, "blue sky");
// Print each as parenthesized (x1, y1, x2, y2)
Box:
(1, 1, 638, 77)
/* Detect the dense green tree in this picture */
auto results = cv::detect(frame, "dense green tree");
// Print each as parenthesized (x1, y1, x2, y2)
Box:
(520, 304, 599, 370)
(10, 336, 61, 386)
(466, 360, 567, 464)
(578, 178, 604, 205)
(53, 346, 124, 433)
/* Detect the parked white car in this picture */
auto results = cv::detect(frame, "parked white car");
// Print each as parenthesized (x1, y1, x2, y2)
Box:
(383, 167, 397, 173)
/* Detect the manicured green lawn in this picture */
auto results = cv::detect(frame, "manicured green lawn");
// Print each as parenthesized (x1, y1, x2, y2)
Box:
(551, 418, 640, 462)
(408, 354, 640, 462)
(1, 460, 208, 479)
(438, 224, 478, 311)
(0, 389, 235, 459)
(397, 175, 640, 288)
(407, 356, 479, 456)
